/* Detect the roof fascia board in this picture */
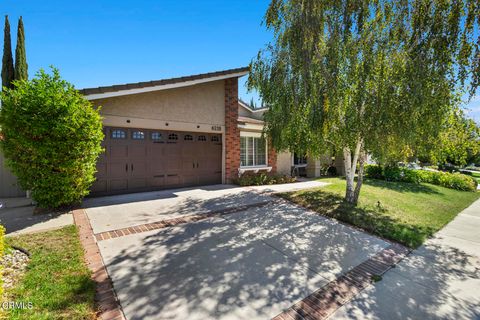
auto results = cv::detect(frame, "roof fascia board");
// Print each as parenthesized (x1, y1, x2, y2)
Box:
(84, 71, 248, 100)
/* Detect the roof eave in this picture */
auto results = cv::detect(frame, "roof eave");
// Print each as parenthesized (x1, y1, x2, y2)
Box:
(81, 67, 249, 100)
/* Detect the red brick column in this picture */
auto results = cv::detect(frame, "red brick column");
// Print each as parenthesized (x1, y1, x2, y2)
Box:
(268, 141, 277, 174)
(224, 78, 240, 183)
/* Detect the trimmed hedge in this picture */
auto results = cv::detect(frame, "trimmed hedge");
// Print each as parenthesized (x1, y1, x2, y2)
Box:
(365, 165, 478, 192)
(236, 171, 297, 186)
(0, 68, 104, 208)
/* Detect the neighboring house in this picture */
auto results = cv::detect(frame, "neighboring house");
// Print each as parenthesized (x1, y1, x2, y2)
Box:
(0, 67, 344, 197)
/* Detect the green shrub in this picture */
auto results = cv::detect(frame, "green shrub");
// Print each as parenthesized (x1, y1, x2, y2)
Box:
(236, 171, 297, 186)
(0, 224, 5, 298)
(365, 165, 478, 192)
(365, 164, 384, 179)
(0, 68, 104, 208)
(384, 166, 403, 181)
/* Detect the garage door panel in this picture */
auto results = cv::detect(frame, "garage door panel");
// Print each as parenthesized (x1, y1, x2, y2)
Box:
(165, 143, 181, 156)
(91, 180, 107, 193)
(129, 145, 147, 158)
(150, 175, 165, 187)
(150, 161, 166, 173)
(110, 179, 128, 191)
(166, 159, 182, 171)
(165, 174, 181, 186)
(148, 144, 165, 157)
(129, 178, 147, 189)
(96, 163, 107, 177)
(182, 173, 199, 186)
(110, 146, 128, 159)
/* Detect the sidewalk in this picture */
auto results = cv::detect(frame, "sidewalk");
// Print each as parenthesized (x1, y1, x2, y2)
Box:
(0, 197, 73, 235)
(329, 199, 480, 319)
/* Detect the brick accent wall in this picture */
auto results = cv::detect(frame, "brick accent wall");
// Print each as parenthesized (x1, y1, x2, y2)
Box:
(268, 142, 277, 173)
(225, 78, 240, 183)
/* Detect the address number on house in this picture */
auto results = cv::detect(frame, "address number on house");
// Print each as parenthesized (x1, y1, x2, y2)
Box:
(211, 125, 222, 131)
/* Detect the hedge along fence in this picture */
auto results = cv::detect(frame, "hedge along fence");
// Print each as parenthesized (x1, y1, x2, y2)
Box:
(365, 165, 478, 192)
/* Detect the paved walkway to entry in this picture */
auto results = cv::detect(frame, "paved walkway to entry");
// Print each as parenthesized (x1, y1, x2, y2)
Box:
(330, 198, 480, 320)
(80, 181, 408, 320)
(0, 197, 73, 235)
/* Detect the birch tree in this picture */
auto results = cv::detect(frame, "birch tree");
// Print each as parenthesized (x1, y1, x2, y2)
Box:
(249, 0, 480, 204)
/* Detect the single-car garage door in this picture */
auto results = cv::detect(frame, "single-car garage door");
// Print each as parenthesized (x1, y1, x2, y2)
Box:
(91, 127, 222, 195)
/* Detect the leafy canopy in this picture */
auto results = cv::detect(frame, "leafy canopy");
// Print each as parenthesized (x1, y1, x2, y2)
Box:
(249, 0, 480, 160)
(0, 68, 104, 208)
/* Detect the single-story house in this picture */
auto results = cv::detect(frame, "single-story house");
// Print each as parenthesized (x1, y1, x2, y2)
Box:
(0, 67, 344, 197)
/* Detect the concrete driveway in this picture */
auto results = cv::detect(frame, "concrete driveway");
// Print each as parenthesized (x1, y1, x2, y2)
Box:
(83, 182, 390, 320)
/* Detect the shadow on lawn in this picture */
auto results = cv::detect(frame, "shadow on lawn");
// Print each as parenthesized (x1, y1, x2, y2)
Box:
(279, 190, 435, 248)
(363, 178, 442, 195)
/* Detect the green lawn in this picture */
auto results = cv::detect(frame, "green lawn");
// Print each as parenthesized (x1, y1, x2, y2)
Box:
(279, 178, 480, 248)
(470, 171, 480, 184)
(4, 226, 97, 320)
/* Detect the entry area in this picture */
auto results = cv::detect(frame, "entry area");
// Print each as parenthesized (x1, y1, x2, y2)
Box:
(91, 127, 222, 195)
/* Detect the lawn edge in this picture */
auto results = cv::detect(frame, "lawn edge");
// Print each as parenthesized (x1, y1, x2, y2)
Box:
(72, 209, 126, 320)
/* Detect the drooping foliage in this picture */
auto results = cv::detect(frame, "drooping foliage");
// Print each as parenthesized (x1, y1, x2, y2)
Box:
(1, 15, 14, 89)
(0, 68, 104, 208)
(249, 0, 480, 203)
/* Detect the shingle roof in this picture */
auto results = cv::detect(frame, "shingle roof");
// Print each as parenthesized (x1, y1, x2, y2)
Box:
(79, 66, 249, 96)
(238, 116, 264, 124)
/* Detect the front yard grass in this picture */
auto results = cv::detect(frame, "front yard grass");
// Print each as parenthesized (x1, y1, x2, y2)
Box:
(4, 225, 96, 319)
(279, 178, 480, 248)
(470, 171, 480, 184)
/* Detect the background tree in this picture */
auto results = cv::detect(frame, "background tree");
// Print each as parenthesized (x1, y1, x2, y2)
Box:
(1, 15, 14, 89)
(14, 16, 27, 81)
(249, 0, 480, 204)
(0, 68, 104, 208)
(428, 110, 480, 167)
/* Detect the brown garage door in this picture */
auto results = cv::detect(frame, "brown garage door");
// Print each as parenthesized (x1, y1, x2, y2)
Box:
(91, 127, 222, 195)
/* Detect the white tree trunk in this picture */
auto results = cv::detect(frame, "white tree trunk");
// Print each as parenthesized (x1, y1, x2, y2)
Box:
(343, 139, 364, 205)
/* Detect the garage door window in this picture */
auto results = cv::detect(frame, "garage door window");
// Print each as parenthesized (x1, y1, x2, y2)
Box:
(151, 132, 163, 141)
(198, 135, 207, 142)
(240, 136, 267, 167)
(132, 131, 145, 140)
(211, 136, 220, 142)
(184, 134, 193, 141)
(168, 133, 178, 140)
(111, 129, 126, 139)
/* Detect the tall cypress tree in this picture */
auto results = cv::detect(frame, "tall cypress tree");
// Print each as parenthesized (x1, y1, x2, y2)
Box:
(1, 15, 14, 89)
(14, 16, 27, 81)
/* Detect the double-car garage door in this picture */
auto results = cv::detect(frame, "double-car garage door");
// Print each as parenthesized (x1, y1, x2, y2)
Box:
(91, 127, 222, 195)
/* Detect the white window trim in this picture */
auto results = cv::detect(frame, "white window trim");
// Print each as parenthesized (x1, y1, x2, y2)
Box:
(238, 166, 272, 175)
(239, 132, 269, 169)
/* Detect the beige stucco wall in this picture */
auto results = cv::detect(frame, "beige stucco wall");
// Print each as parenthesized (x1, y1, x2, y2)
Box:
(0, 152, 25, 198)
(276, 151, 292, 176)
(93, 80, 225, 128)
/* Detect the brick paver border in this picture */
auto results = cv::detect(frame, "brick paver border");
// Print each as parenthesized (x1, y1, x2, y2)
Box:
(95, 200, 272, 241)
(72, 209, 126, 320)
(272, 243, 410, 320)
